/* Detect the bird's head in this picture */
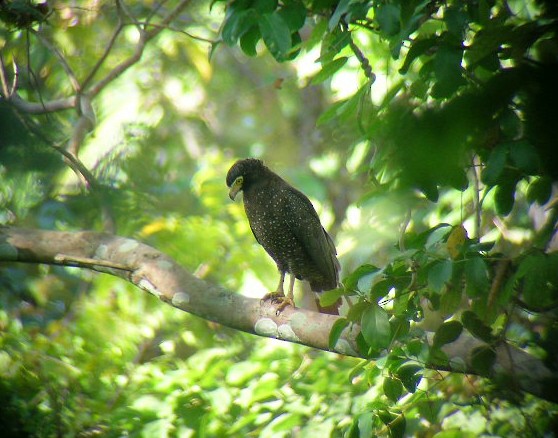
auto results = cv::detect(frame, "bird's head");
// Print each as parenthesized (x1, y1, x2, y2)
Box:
(226, 158, 266, 200)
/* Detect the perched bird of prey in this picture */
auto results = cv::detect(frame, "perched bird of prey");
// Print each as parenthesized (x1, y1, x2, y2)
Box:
(226, 158, 340, 312)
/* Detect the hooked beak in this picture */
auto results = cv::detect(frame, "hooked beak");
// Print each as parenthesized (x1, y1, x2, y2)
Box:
(229, 176, 243, 200)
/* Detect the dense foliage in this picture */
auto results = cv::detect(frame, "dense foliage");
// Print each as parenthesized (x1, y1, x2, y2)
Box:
(1, 0, 557, 436)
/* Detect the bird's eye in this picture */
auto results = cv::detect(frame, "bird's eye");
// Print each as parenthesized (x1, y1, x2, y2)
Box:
(234, 176, 243, 187)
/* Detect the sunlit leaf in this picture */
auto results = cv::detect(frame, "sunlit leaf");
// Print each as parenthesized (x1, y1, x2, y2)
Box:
(361, 303, 391, 350)
(309, 57, 348, 85)
(259, 12, 292, 61)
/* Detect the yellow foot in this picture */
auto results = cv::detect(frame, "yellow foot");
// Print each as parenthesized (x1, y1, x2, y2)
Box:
(261, 292, 295, 314)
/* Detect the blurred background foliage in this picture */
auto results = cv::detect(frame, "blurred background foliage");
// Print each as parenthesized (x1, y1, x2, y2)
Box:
(1, 0, 558, 436)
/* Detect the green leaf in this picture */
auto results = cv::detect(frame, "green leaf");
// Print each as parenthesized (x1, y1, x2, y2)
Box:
(481, 143, 508, 186)
(433, 320, 463, 348)
(239, 26, 261, 56)
(396, 363, 422, 393)
(267, 413, 302, 433)
(309, 57, 348, 85)
(222, 9, 256, 46)
(317, 82, 370, 125)
(361, 303, 391, 350)
(432, 44, 465, 98)
(428, 260, 453, 293)
(343, 263, 380, 292)
(444, 6, 468, 38)
(383, 376, 403, 402)
(461, 310, 495, 342)
(399, 37, 437, 74)
(494, 180, 517, 216)
(278, 1, 306, 31)
(328, 0, 351, 31)
(527, 176, 552, 205)
(320, 287, 347, 307)
(376, 4, 400, 36)
(329, 317, 350, 350)
(470, 345, 496, 375)
(387, 413, 406, 438)
(259, 12, 292, 61)
(464, 256, 489, 297)
(509, 140, 539, 175)
(517, 253, 558, 308)
(499, 108, 522, 139)
(254, 0, 277, 14)
(440, 284, 463, 315)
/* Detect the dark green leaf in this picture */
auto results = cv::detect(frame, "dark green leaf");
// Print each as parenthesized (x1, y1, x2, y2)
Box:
(361, 303, 391, 350)
(461, 310, 495, 342)
(309, 57, 348, 85)
(439, 284, 463, 315)
(259, 12, 292, 61)
(328, 317, 348, 350)
(396, 363, 422, 393)
(376, 4, 400, 36)
(222, 9, 256, 46)
(527, 176, 552, 205)
(444, 6, 468, 38)
(509, 140, 540, 175)
(278, 1, 306, 31)
(470, 345, 496, 375)
(432, 44, 465, 98)
(433, 320, 463, 347)
(347, 301, 368, 322)
(387, 413, 406, 438)
(464, 256, 489, 297)
(499, 108, 522, 139)
(481, 143, 508, 186)
(494, 180, 517, 216)
(383, 377, 403, 402)
(399, 37, 437, 74)
(254, 0, 278, 14)
(428, 260, 453, 293)
(390, 317, 410, 341)
(517, 253, 558, 308)
(239, 26, 261, 56)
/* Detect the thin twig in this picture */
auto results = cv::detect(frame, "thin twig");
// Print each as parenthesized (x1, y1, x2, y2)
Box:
(134, 21, 215, 44)
(81, 22, 125, 90)
(31, 29, 81, 92)
(54, 253, 133, 271)
(471, 154, 482, 240)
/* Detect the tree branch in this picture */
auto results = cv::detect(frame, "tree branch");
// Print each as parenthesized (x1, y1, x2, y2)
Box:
(0, 226, 555, 403)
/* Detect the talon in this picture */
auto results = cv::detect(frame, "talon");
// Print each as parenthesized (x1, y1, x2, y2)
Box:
(274, 297, 295, 313)
(260, 292, 295, 314)
(261, 291, 285, 304)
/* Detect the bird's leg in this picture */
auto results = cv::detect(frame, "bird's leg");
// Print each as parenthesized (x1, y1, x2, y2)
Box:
(261, 271, 286, 303)
(274, 273, 296, 312)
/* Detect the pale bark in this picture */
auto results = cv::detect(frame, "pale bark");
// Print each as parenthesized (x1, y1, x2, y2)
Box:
(0, 226, 555, 403)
